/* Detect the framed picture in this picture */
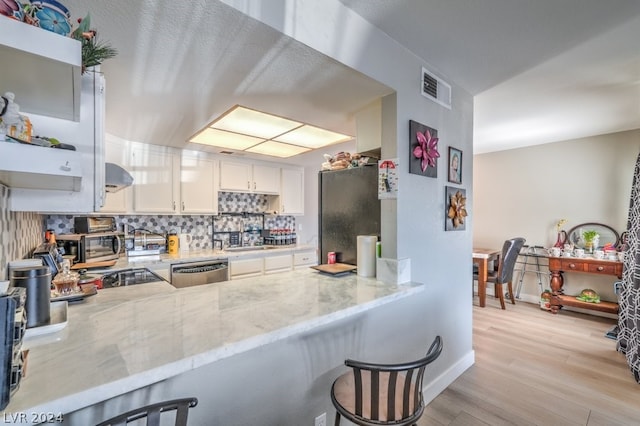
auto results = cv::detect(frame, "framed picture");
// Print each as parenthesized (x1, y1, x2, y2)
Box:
(445, 186, 467, 231)
(448, 147, 462, 184)
(409, 120, 439, 178)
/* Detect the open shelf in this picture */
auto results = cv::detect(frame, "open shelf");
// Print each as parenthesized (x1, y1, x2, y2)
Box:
(0, 18, 82, 121)
(554, 295, 618, 315)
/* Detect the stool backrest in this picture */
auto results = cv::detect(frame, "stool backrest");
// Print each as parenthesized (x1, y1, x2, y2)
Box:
(95, 397, 198, 426)
(335, 336, 442, 425)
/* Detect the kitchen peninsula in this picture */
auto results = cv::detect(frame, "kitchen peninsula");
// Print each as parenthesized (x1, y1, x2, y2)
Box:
(3, 268, 425, 424)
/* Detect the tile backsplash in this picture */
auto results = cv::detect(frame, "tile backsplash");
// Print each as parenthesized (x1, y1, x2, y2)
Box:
(46, 192, 295, 250)
(0, 184, 46, 280)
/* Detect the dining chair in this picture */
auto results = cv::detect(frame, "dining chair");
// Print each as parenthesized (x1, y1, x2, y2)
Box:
(330, 335, 443, 426)
(95, 397, 198, 426)
(474, 237, 526, 309)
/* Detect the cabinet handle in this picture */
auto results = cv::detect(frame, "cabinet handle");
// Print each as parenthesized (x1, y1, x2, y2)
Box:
(247, 181, 250, 190)
(173, 201, 176, 211)
(182, 201, 185, 211)
(254, 182, 256, 190)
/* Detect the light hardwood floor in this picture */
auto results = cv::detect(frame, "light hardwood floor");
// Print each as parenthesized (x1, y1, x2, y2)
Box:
(419, 298, 640, 426)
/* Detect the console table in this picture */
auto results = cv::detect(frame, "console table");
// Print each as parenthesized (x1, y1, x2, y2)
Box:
(548, 256, 622, 314)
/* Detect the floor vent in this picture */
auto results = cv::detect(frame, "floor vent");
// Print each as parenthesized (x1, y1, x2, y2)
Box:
(421, 67, 451, 109)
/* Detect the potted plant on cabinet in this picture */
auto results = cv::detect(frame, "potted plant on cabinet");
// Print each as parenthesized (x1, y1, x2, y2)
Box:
(582, 230, 600, 254)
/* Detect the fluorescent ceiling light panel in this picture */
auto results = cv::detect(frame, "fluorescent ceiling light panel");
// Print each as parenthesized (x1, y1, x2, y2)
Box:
(190, 128, 264, 150)
(246, 141, 311, 158)
(189, 105, 353, 158)
(274, 125, 352, 148)
(212, 106, 302, 139)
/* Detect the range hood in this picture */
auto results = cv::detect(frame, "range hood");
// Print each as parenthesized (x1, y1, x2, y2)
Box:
(105, 162, 134, 193)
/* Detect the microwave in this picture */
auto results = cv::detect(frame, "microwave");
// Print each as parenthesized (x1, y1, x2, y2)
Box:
(56, 232, 122, 264)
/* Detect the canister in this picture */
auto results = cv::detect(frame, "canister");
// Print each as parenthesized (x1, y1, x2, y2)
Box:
(167, 232, 179, 255)
(10, 266, 51, 328)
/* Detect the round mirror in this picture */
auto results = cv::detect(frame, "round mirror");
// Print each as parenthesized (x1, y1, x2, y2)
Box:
(567, 222, 620, 250)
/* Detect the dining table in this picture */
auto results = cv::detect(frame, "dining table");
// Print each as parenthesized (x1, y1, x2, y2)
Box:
(473, 247, 501, 307)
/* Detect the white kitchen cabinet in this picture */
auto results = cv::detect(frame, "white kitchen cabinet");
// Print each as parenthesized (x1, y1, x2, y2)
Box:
(0, 17, 81, 121)
(8, 71, 106, 213)
(280, 167, 304, 215)
(181, 151, 217, 214)
(252, 164, 280, 194)
(230, 257, 264, 279)
(294, 250, 317, 269)
(264, 254, 293, 274)
(101, 137, 132, 213)
(219, 160, 280, 194)
(219, 161, 251, 191)
(131, 144, 180, 213)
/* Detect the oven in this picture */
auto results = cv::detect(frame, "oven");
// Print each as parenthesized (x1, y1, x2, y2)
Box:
(56, 232, 122, 264)
(73, 216, 116, 234)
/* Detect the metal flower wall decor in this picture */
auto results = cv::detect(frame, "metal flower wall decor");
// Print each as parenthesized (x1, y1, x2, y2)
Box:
(409, 120, 439, 178)
(445, 186, 468, 231)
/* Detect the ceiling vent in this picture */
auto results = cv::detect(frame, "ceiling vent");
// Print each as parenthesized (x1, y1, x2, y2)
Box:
(421, 67, 451, 109)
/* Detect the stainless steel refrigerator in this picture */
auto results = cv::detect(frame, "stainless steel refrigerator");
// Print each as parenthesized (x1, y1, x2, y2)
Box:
(318, 165, 381, 265)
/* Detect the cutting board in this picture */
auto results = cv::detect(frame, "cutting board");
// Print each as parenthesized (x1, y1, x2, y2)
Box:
(311, 263, 357, 276)
(71, 260, 117, 270)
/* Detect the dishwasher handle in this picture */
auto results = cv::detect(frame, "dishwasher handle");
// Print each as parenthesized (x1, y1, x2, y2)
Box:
(170, 260, 229, 288)
(172, 263, 227, 274)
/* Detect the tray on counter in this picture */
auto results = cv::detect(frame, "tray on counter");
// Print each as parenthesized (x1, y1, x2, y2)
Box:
(51, 284, 98, 303)
(71, 260, 117, 270)
(310, 263, 357, 276)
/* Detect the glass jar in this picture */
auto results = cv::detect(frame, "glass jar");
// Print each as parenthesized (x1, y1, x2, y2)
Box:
(51, 259, 79, 296)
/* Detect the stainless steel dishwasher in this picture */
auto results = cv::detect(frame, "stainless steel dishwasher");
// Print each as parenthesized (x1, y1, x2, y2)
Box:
(170, 259, 229, 288)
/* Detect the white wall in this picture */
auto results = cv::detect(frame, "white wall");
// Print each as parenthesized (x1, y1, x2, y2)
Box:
(474, 129, 640, 306)
(224, 0, 475, 406)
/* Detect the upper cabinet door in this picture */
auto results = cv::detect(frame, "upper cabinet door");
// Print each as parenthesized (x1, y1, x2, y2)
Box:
(253, 164, 280, 194)
(280, 168, 304, 215)
(181, 154, 217, 213)
(131, 146, 179, 213)
(101, 137, 131, 213)
(219, 161, 252, 192)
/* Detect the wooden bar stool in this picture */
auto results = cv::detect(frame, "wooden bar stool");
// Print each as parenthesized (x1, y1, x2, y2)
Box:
(330, 336, 443, 426)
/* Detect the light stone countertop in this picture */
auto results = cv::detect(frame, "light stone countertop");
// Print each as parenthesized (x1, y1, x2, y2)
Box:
(3, 268, 423, 419)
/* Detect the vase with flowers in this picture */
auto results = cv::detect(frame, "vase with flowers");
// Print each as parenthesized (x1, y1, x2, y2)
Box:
(553, 219, 568, 248)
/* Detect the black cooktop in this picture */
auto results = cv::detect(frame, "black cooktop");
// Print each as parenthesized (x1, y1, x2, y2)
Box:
(101, 268, 165, 288)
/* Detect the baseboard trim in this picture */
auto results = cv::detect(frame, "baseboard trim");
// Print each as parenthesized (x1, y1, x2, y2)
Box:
(422, 349, 475, 404)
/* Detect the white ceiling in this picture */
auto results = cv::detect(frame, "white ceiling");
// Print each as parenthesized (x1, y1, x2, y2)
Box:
(62, 0, 640, 157)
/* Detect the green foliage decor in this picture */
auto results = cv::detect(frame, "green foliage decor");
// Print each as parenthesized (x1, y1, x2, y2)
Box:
(71, 13, 117, 72)
(582, 230, 599, 242)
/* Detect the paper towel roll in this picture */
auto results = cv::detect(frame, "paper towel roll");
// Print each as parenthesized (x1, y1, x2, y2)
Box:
(357, 235, 378, 277)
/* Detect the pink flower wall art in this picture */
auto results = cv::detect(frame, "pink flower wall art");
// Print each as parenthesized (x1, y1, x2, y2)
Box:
(409, 120, 439, 178)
